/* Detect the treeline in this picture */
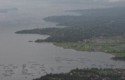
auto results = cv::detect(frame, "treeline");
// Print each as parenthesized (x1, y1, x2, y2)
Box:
(34, 68, 125, 80)
(16, 7, 125, 42)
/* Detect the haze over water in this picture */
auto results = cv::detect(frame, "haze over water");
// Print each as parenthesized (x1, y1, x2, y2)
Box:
(0, 0, 125, 80)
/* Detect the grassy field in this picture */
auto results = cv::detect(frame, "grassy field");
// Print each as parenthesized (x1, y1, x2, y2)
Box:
(54, 37, 125, 59)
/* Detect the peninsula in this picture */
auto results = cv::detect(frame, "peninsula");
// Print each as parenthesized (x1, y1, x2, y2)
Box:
(16, 7, 125, 60)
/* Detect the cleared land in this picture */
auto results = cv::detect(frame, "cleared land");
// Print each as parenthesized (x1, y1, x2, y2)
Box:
(16, 7, 125, 60)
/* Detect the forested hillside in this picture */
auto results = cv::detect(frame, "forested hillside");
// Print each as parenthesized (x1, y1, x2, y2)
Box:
(16, 7, 125, 42)
(16, 7, 125, 60)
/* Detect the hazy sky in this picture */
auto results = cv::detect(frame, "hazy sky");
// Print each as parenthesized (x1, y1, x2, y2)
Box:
(47, 0, 125, 8)
(0, 0, 125, 9)
(0, 0, 125, 14)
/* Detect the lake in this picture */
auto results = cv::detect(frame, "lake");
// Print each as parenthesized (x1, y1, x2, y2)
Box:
(0, 0, 125, 80)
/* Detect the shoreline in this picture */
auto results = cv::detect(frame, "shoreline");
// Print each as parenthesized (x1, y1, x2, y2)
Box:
(53, 41, 125, 61)
(33, 68, 125, 80)
(15, 30, 125, 61)
(15, 7, 125, 61)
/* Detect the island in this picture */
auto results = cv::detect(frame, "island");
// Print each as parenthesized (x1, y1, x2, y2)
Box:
(15, 7, 125, 60)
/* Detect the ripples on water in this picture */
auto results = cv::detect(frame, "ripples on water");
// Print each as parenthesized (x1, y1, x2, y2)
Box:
(0, 0, 125, 80)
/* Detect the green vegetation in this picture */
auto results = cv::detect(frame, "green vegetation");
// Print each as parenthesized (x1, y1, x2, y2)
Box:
(16, 7, 125, 80)
(16, 7, 125, 42)
(34, 68, 125, 80)
(54, 37, 125, 60)
(15, 7, 125, 60)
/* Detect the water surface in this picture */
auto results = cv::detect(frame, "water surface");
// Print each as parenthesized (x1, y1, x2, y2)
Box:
(0, 0, 125, 80)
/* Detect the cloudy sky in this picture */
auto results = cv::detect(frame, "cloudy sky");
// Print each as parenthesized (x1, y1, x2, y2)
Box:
(46, 0, 125, 9)
(0, 0, 125, 11)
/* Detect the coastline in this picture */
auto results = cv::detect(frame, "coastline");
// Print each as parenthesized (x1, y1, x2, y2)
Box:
(34, 68, 125, 80)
